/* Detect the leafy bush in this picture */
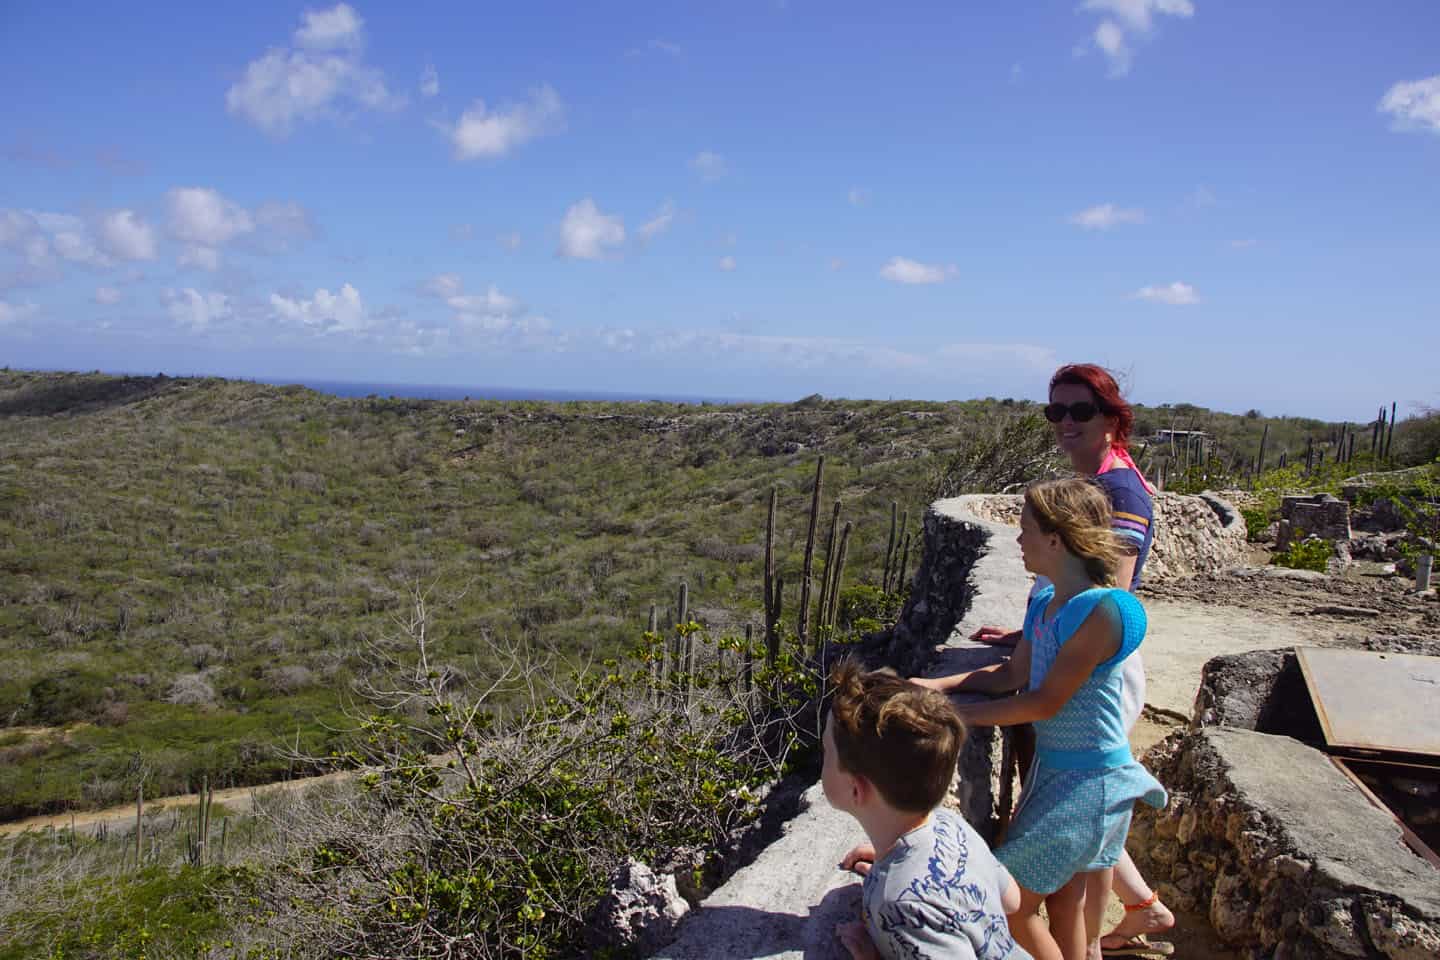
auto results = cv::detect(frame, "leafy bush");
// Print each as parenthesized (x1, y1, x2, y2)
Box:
(928, 411, 1063, 497)
(1273, 537, 1332, 572)
(239, 593, 821, 958)
(1241, 507, 1272, 542)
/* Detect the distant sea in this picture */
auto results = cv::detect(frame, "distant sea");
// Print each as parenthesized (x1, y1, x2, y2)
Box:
(271, 378, 753, 406)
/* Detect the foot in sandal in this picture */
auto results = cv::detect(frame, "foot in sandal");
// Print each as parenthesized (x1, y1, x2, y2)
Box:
(1101, 934, 1174, 958)
(1101, 893, 1174, 956)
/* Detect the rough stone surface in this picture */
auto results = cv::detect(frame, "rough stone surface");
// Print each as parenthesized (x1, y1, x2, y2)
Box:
(1130, 728, 1440, 959)
(1192, 649, 1326, 744)
(651, 784, 861, 960)
(1278, 494, 1353, 550)
(587, 859, 690, 953)
(932, 491, 1249, 584)
(878, 498, 992, 677)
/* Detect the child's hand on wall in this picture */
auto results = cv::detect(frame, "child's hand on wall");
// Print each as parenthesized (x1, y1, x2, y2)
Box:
(840, 842, 876, 876)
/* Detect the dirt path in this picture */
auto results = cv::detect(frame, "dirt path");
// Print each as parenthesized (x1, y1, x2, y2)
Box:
(0, 769, 353, 838)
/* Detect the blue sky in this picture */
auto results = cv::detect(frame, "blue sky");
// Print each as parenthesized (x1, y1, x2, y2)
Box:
(1, 1, 1437, 418)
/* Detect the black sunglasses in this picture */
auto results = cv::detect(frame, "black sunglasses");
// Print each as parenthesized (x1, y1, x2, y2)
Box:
(1043, 401, 1104, 423)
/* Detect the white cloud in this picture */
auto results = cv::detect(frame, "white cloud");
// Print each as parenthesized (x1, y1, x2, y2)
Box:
(558, 198, 624, 260)
(165, 189, 313, 265)
(650, 38, 682, 56)
(179, 246, 221, 271)
(0, 299, 38, 325)
(1093, 21, 1131, 74)
(419, 274, 526, 336)
(163, 287, 231, 330)
(423, 273, 463, 298)
(445, 85, 564, 160)
(935, 342, 1058, 371)
(638, 200, 675, 242)
(450, 223, 474, 242)
(1134, 281, 1199, 305)
(294, 3, 364, 50)
(497, 231, 522, 251)
(691, 150, 728, 181)
(17, 212, 109, 267)
(1230, 238, 1257, 249)
(168, 187, 254, 248)
(1080, 0, 1194, 76)
(879, 256, 956, 285)
(254, 201, 317, 249)
(847, 187, 869, 207)
(829, 257, 844, 272)
(94, 286, 123, 305)
(448, 285, 520, 319)
(1083, 0, 1194, 31)
(421, 63, 440, 97)
(1068, 203, 1146, 230)
(226, 4, 403, 137)
(718, 255, 736, 271)
(270, 282, 370, 332)
(99, 210, 157, 261)
(1379, 75, 1440, 133)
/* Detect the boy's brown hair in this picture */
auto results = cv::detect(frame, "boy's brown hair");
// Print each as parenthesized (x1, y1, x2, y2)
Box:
(828, 660, 967, 813)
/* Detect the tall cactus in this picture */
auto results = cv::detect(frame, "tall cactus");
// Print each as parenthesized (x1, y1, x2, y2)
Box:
(763, 488, 778, 666)
(816, 500, 842, 634)
(882, 501, 898, 593)
(824, 522, 854, 630)
(676, 581, 690, 708)
(797, 457, 824, 650)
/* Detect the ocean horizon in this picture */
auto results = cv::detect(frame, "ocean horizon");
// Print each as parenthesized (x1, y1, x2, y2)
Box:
(263, 377, 756, 406)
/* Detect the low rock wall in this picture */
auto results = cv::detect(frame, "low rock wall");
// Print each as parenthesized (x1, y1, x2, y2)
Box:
(1131, 728, 1440, 960)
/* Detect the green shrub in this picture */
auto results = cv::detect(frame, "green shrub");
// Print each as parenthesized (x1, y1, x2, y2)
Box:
(1273, 537, 1332, 572)
(239, 599, 819, 958)
(1241, 507, 1272, 542)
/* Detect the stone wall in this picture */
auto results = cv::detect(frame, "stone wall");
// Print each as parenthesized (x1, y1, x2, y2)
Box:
(1131, 728, 1440, 960)
(1277, 494, 1353, 551)
(871, 502, 991, 678)
(903, 490, 1249, 587)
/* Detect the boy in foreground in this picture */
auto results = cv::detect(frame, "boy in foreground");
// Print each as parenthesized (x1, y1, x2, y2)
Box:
(824, 661, 1032, 960)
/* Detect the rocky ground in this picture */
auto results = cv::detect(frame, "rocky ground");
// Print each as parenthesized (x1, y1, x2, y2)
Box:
(1139, 562, 1440, 640)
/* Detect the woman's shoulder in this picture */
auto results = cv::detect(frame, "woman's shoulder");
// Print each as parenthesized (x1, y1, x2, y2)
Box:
(1096, 467, 1153, 515)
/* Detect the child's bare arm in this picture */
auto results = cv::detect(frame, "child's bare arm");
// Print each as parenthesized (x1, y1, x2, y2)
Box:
(911, 634, 1031, 695)
(955, 603, 1120, 727)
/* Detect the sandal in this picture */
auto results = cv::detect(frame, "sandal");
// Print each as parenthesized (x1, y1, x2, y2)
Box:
(1100, 934, 1175, 958)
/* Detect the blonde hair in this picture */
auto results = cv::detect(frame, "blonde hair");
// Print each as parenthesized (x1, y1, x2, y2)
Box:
(1024, 478, 1124, 586)
(828, 660, 967, 813)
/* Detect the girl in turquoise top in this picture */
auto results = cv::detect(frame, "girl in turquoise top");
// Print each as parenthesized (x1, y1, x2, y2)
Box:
(917, 479, 1166, 960)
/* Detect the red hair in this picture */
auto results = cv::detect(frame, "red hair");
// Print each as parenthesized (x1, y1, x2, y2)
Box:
(1049, 364, 1134, 448)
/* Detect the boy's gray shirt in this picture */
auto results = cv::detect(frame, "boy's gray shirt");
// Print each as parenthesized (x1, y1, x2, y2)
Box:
(862, 808, 1032, 960)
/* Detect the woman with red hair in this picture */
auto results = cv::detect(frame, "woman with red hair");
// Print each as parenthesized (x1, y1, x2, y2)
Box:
(920, 364, 1174, 957)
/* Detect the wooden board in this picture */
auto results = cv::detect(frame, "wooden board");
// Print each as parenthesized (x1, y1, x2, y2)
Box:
(1296, 647, 1440, 758)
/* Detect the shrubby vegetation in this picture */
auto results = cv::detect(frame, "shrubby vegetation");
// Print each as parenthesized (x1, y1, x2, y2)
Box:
(5, 370, 1423, 957)
(0, 371, 983, 820)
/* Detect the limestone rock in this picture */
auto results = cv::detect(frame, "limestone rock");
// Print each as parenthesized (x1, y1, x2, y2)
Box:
(587, 859, 689, 953)
(1365, 908, 1440, 960)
